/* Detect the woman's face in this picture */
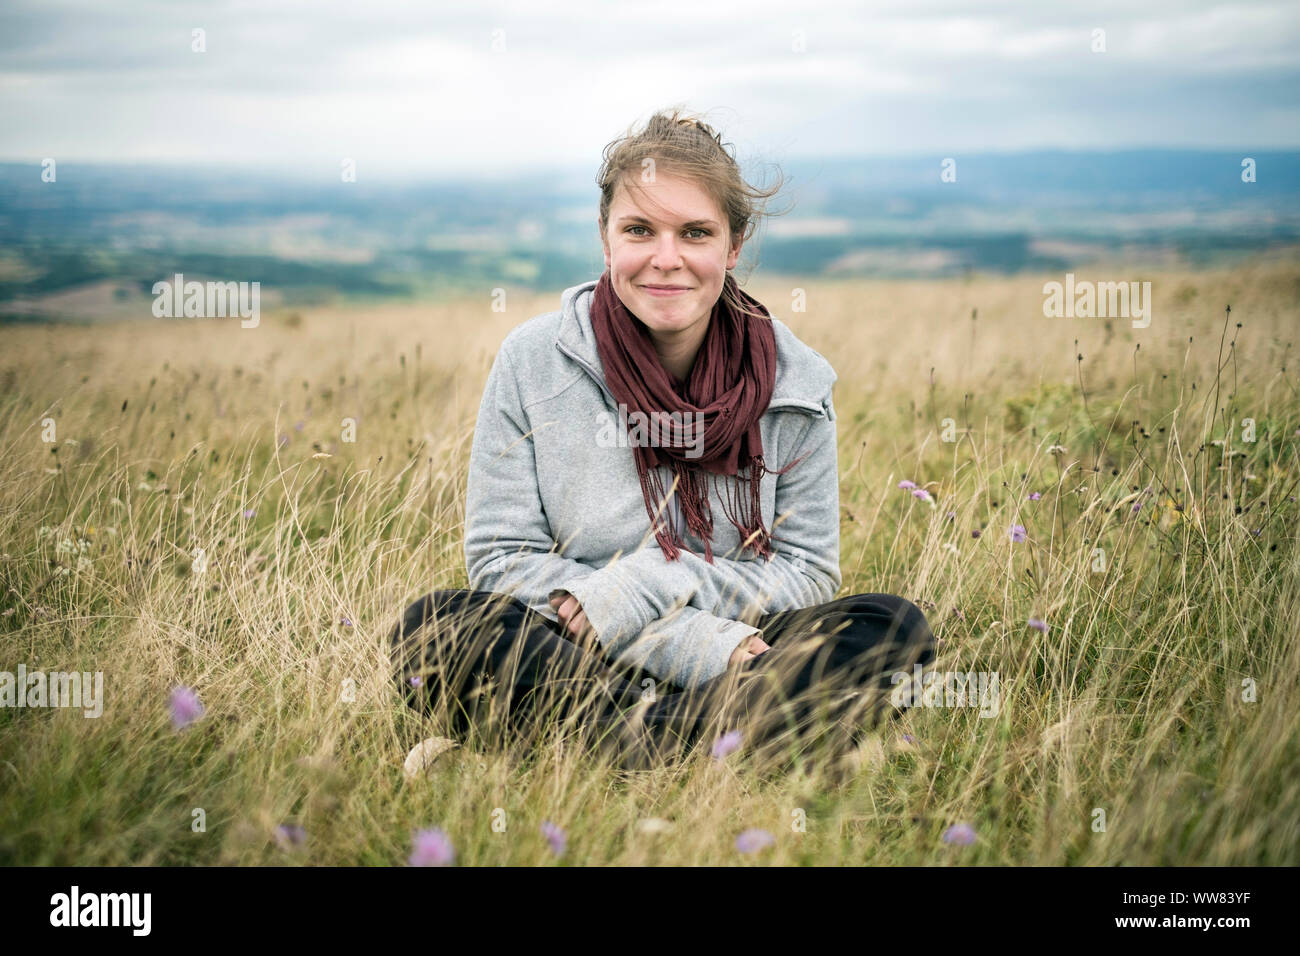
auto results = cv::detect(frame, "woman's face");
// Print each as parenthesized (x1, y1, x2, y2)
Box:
(599, 171, 743, 353)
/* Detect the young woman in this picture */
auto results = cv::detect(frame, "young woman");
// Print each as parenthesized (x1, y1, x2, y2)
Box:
(390, 108, 936, 772)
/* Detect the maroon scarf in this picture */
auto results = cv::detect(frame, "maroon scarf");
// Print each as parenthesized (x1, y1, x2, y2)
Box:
(589, 270, 801, 563)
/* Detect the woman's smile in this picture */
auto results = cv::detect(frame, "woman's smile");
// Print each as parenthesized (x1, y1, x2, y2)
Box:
(640, 283, 692, 297)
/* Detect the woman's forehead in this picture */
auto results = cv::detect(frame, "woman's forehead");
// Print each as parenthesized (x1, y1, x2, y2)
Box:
(610, 175, 722, 225)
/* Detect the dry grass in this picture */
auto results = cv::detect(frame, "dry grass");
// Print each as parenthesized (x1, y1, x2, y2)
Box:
(1, 259, 1297, 864)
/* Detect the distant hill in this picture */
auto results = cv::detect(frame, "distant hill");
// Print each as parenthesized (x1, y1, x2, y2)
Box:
(2, 150, 1297, 323)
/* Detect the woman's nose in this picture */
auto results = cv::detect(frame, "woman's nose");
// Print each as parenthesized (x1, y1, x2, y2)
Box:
(650, 235, 684, 270)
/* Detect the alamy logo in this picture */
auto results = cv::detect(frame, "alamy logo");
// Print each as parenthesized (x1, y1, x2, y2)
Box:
(0, 665, 103, 717)
(595, 404, 705, 459)
(151, 272, 260, 327)
(890, 664, 1000, 718)
(49, 886, 151, 935)
(1042, 272, 1151, 328)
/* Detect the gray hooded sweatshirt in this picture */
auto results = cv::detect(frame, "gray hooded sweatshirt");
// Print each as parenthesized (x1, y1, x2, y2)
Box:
(463, 277, 842, 690)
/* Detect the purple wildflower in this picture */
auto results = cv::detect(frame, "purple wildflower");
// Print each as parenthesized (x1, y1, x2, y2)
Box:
(912, 488, 932, 502)
(409, 827, 454, 866)
(942, 822, 977, 846)
(898, 479, 917, 490)
(540, 821, 566, 857)
(274, 823, 307, 850)
(946, 511, 956, 521)
(409, 676, 423, 688)
(278, 432, 289, 449)
(339, 616, 353, 627)
(242, 508, 255, 519)
(1132, 501, 1142, 514)
(294, 421, 305, 432)
(169, 686, 204, 730)
(1028, 492, 1042, 501)
(1009, 524, 1027, 543)
(711, 729, 742, 760)
(971, 529, 982, 539)
(1027, 618, 1048, 633)
(735, 828, 775, 853)
(901, 733, 916, 744)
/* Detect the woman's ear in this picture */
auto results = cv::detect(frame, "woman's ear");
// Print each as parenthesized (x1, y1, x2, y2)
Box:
(725, 230, 743, 270)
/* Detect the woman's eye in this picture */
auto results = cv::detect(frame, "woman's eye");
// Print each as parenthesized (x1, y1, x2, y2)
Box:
(626, 226, 708, 239)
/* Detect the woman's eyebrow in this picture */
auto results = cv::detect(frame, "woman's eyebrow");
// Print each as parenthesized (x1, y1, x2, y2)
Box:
(617, 214, 719, 228)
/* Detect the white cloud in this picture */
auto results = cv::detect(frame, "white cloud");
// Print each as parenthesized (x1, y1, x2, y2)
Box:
(0, 0, 1296, 172)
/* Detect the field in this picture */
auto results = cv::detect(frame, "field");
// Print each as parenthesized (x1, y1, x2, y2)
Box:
(1, 260, 1297, 865)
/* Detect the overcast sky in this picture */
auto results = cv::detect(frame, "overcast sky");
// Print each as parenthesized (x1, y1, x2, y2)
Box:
(2, 0, 1297, 179)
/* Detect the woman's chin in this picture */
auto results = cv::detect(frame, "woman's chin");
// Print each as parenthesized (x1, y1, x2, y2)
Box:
(636, 297, 695, 323)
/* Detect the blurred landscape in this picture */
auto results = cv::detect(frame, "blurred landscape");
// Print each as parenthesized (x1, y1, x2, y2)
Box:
(3, 149, 1299, 324)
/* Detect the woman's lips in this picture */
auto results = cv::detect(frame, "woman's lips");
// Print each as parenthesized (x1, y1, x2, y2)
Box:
(641, 285, 691, 297)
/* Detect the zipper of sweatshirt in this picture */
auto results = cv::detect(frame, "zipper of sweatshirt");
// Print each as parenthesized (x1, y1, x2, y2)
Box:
(556, 339, 617, 407)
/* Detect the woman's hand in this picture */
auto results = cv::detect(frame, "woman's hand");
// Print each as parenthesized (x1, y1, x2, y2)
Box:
(549, 591, 598, 649)
(729, 633, 771, 667)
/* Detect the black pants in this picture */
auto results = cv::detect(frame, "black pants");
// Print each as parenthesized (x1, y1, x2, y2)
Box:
(389, 589, 936, 770)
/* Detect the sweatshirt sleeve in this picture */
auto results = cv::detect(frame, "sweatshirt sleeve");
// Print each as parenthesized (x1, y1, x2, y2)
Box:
(463, 340, 600, 615)
(602, 605, 762, 690)
(561, 393, 841, 641)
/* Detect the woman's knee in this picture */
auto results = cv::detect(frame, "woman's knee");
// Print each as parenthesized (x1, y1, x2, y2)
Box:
(391, 589, 462, 648)
(831, 593, 937, 669)
(389, 589, 528, 662)
(882, 595, 936, 658)
(394, 588, 528, 630)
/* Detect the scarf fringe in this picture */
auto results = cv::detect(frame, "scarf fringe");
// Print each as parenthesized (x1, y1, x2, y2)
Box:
(639, 450, 813, 564)
(638, 450, 683, 561)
